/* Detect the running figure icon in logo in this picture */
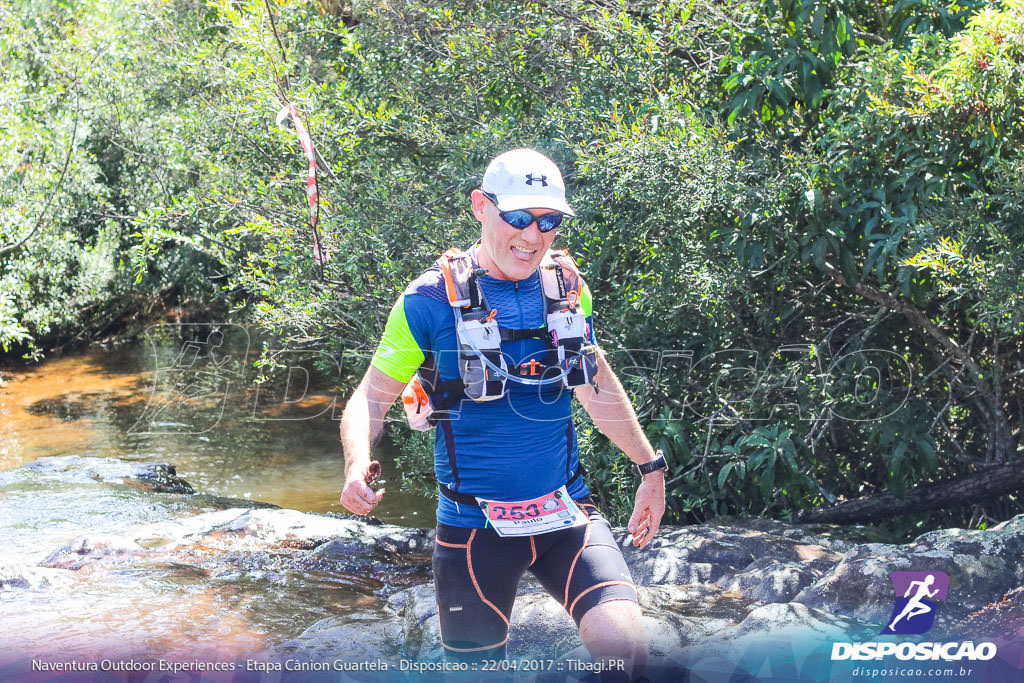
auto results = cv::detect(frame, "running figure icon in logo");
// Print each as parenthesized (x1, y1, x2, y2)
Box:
(882, 571, 950, 635)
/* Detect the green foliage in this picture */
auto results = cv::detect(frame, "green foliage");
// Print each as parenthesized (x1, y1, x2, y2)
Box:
(719, 0, 860, 127)
(4, 0, 1024, 532)
(0, 0, 228, 356)
(889, 0, 991, 47)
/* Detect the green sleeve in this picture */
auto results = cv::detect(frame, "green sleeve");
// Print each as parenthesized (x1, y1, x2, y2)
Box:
(370, 295, 425, 383)
(579, 279, 593, 318)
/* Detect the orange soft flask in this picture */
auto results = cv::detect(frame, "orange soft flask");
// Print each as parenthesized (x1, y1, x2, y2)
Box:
(401, 374, 434, 431)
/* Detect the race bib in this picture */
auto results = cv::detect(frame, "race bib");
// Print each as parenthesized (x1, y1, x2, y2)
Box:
(476, 486, 589, 537)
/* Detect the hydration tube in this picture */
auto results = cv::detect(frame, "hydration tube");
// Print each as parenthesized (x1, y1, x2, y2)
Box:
(455, 311, 570, 386)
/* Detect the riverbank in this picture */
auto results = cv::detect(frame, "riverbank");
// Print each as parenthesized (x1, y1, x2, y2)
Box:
(2, 454, 1022, 682)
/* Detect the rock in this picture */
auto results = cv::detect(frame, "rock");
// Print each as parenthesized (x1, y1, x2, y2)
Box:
(13, 455, 195, 493)
(665, 603, 874, 681)
(963, 586, 1024, 640)
(123, 462, 195, 494)
(267, 610, 405, 663)
(40, 508, 434, 592)
(715, 556, 824, 603)
(619, 522, 842, 594)
(793, 515, 1024, 626)
(639, 584, 752, 633)
(0, 564, 76, 590)
(388, 583, 441, 659)
(20, 477, 1024, 681)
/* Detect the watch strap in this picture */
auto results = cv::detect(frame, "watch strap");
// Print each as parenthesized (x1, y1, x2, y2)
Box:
(634, 450, 668, 476)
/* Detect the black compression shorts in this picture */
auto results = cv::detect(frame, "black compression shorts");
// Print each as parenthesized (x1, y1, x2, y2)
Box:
(432, 497, 638, 659)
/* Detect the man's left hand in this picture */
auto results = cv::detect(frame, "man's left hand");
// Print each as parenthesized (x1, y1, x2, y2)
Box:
(627, 473, 666, 549)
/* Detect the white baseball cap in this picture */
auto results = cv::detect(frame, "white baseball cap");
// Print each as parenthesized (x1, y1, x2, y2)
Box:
(481, 148, 575, 217)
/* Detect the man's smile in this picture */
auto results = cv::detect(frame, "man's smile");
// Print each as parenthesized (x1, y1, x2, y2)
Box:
(511, 245, 537, 262)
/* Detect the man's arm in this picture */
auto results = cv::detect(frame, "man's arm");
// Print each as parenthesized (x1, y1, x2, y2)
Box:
(339, 365, 406, 515)
(576, 350, 666, 549)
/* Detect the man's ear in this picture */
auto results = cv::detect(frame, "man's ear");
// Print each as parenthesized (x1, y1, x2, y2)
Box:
(470, 189, 488, 221)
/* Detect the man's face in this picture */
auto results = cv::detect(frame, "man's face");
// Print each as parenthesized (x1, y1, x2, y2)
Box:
(471, 189, 559, 281)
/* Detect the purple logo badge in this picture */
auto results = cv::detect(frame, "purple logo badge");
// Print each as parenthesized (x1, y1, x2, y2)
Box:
(881, 571, 949, 635)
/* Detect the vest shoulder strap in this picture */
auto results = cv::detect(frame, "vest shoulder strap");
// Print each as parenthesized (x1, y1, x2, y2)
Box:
(438, 247, 491, 313)
(540, 248, 586, 310)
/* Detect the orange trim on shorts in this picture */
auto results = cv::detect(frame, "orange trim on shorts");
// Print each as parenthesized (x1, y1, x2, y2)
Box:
(466, 529, 510, 627)
(529, 536, 537, 566)
(568, 580, 638, 620)
(435, 538, 468, 549)
(563, 521, 592, 608)
(442, 637, 509, 653)
(437, 608, 508, 653)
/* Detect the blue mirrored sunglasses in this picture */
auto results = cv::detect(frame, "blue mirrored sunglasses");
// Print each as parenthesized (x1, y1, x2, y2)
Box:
(482, 192, 565, 233)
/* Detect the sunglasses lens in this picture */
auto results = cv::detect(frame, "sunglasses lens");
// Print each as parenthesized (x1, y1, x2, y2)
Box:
(491, 190, 565, 232)
(500, 210, 536, 229)
(536, 214, 563, 232)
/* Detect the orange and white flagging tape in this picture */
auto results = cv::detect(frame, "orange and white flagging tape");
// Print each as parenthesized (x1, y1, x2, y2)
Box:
(276, 104, 330, 265)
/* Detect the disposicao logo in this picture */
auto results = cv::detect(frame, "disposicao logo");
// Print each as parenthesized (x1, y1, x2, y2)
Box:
(831, 570, 997, 663)
(881, 571, 949, 635)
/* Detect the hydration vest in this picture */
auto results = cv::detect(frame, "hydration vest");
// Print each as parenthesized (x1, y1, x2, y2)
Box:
(402, 247, 600, 431)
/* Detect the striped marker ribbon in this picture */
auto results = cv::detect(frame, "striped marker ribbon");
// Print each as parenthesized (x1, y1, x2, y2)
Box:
(276, 103, 329, 265)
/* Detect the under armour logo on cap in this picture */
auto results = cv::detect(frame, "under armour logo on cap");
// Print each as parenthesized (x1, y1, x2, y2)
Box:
(481, 149, 575, 217)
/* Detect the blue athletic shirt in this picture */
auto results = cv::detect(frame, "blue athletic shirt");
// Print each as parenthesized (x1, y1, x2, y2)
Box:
(370, 245, 596, 527)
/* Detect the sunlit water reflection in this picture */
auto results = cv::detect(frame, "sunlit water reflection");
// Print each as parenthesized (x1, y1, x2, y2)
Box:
(0, 327, 435, 661)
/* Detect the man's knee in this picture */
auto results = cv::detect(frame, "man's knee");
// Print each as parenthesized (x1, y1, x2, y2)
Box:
(579, 599, 647, 680)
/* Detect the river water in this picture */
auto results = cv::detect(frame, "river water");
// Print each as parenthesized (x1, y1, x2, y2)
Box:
(0, 324, 435, 662)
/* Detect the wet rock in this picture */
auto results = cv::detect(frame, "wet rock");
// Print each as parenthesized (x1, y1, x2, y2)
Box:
(124, 462, 195, 494)
(267, 611, 405, 663)
(617, 522, 842, 592)
(42, 534, 145, 570)
(386, 583, 441, 659)
(715, 557, 823, 603)
(667, 602, 875, 678)
(793, 515, 1024, 625)
(0, 564, 76, 590)
(963, 586, 1024, 640)
(15, 455, 195, 493)
(40, 508, 437, 592)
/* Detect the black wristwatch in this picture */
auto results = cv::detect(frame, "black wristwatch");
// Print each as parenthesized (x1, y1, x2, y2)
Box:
(633, 450, 668, 477)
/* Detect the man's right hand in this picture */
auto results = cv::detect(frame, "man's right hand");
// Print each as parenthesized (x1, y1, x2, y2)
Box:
(340, 461, 386, 515)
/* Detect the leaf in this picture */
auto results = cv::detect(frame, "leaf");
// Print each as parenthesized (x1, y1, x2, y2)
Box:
(779, 436, 798, 471)
(760, 459, 776, 499)
(811, 236, 828, 270)
(836, 16, 850, 45)
(840, 248, 859, 284)
(718, 461, 736, 488)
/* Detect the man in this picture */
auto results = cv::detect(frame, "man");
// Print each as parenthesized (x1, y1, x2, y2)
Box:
(340, 149, 666, 679)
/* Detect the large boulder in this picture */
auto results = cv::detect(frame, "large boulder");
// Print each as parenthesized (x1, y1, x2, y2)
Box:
(616, 519, 843, 601)
(40, 508, 433, 591)
(662, 602, 875, 681)
(793, 515, 1024, 628)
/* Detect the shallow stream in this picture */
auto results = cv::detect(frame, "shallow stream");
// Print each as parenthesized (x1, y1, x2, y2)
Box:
(0, 325, 434, 660)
